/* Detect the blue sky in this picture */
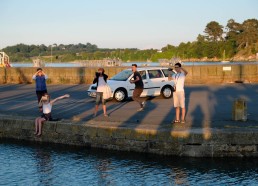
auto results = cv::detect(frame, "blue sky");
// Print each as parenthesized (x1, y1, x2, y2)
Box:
(1, 0, 257, 49)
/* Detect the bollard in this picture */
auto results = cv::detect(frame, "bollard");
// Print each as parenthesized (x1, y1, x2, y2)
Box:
(232, 98, 247, 121)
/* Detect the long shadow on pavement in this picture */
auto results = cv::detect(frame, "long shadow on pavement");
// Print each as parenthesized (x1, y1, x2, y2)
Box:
(118, 97, 158, 128)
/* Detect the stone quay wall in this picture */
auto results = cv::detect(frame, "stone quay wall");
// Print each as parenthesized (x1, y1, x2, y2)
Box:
(0, 64, 258, 84)
(1, 117, 258, 157)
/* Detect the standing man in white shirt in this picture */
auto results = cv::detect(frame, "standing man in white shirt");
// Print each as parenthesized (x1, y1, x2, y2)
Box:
(172, 63, 188, 124)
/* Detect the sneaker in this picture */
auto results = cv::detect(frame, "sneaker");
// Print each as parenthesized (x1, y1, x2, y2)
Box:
(141, 101, 146, 108)
(104, 114, 109, 117)
(172, 120, 180, 124)
(137, 107, 144, 112)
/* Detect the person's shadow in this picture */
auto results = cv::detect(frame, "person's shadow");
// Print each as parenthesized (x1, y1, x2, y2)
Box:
(119, 96, 158, 128)
(190, 105, 204, 128)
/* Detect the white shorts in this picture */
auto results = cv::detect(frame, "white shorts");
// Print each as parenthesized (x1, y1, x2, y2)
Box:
(173, 91, 185, 108)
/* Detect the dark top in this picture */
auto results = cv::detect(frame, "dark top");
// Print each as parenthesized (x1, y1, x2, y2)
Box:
(93, 73, 108, 87)
(133, 71, 144, 89)
(35, 75, 47, 91)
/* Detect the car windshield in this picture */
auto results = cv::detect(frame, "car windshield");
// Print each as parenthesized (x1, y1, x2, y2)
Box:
(110, 70, 133, 81)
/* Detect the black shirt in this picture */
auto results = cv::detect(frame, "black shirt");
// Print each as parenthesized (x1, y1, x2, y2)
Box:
(93, 73, 108, 87)
(133, 71, 144, 89)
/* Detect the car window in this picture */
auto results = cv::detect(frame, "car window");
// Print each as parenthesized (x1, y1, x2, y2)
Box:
(162, 69, 169, 77)
(110, 70, 133, 81)
(139, 70, 146, 80)
(148, 70, 163, 79)
(163, 68, 176, 77)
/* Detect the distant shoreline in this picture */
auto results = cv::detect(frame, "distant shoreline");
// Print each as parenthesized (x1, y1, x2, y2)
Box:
(10, 59, 258, 64)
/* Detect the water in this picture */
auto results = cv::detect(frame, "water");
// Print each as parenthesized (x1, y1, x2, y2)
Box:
(1, 140, 257, 185)
(11, 62, 82, 68)
(11, 61, 258, 68)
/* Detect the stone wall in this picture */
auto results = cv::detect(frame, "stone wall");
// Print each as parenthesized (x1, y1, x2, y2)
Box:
(0, 64, 258, 84)
(0, 117, 258, 157)
(0, 67, 126, 84)
(185, 64, 258, 84)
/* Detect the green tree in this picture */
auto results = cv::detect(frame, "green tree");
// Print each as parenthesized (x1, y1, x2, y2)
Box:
(237, 19, 258, 49)
(225, 19, 241, 41)
(204, 21, 224, 42)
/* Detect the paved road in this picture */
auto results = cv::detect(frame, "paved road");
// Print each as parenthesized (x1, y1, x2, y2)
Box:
(0, 84, 257, 130)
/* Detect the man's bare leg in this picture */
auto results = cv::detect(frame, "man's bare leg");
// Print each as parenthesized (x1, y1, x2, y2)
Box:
(181, 108, 186, 121)
(176, 107, 180, 121)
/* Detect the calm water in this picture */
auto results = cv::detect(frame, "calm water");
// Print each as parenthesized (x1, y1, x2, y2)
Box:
(0, 140, 257, 186)
(11, 61, 258, 68)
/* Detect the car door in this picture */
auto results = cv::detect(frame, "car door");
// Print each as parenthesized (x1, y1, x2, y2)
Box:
(147, 69, 166, 96)
(128, 70, 149, 97)
(139, 70, 149, 97)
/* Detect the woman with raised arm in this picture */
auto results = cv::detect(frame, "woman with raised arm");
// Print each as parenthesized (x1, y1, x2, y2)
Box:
(34, 93, 70, 136)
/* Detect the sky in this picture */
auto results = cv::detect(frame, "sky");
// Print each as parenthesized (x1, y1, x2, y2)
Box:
(1, 0, 257, 50)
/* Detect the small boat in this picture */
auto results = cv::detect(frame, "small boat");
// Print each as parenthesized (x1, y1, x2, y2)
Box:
(78, 58, 122, 67)
(158, 57, 182, 66)
(0, 52, 11, 67)
(142, 64, 150, 67)
(33, 58, 45, 67)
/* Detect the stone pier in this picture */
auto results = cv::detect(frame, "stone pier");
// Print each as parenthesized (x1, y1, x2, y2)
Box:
(0, 84, 258, 157)
(0, 116, 258, 157)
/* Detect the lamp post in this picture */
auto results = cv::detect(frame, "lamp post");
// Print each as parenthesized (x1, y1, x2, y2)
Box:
(51, 44, 57, 63)
(51, 45, 52, 63)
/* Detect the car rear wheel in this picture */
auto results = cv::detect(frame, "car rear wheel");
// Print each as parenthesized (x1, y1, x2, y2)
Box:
(161, 86, 173, 99)
(114, 88, 127, 102)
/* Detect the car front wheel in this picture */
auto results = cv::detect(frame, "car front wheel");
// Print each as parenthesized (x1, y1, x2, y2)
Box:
(161, 86, 173, 99)
(114, 88, 127, 102)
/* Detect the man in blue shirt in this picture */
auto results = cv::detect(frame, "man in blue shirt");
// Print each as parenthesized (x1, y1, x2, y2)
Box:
(32, 68, 48, 112)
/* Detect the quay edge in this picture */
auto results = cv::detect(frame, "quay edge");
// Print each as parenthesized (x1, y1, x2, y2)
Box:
(1, 117, 258, 157)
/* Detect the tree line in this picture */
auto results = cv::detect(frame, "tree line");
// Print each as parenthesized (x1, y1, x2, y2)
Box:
(2, 18, 258, 62)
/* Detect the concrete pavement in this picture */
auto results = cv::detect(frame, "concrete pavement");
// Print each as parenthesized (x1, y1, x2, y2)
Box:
(0, 83, 257, 131)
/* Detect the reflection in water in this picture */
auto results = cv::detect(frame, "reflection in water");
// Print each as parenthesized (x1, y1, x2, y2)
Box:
(172, 167, 189, 185)
(0, 140, 258, 185)
(34, 147, 53, 186)
(96, 159, 113, 185)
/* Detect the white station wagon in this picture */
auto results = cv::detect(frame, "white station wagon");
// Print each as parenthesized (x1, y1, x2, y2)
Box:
(87, 67, 175, 102)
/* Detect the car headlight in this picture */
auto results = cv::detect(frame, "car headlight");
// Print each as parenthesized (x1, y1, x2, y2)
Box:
(88, 91, 97, 97)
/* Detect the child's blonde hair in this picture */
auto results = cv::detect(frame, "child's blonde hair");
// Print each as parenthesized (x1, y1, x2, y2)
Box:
(38, 93, 50, 107)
